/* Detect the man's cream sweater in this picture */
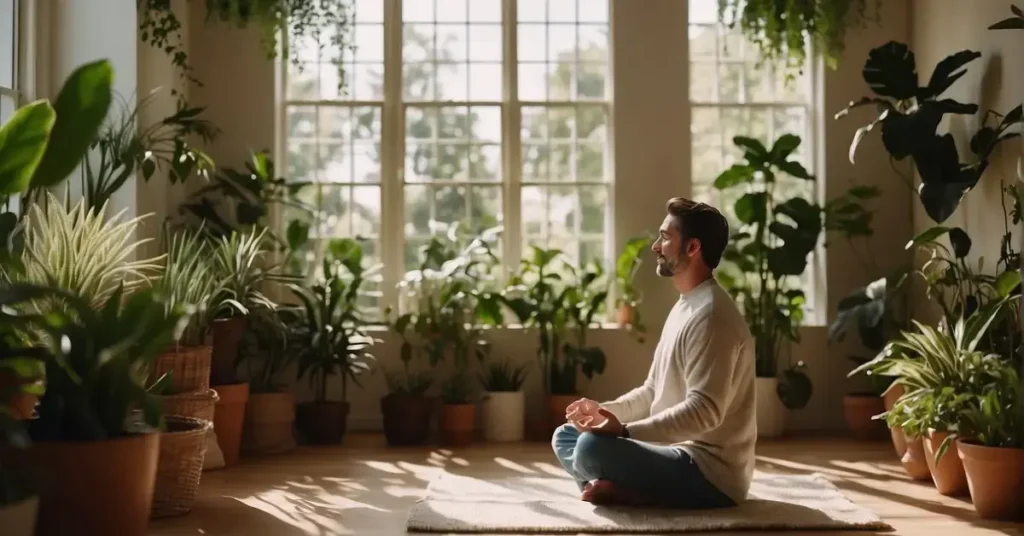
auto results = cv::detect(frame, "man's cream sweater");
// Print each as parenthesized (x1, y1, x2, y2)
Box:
(600, 278, 756, 504)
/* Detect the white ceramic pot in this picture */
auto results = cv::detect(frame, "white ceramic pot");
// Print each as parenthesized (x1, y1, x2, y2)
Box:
(755, 377, 785, 438)
(0, 495, 39, 536)
(481, 390, 525, 442)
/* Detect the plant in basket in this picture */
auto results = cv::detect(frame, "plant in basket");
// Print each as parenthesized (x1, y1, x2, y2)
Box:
(236, 306, 299, 454)
(290, 238, 379, 445)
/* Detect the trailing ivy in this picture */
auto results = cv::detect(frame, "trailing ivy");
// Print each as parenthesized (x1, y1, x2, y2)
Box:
(716, 0, 882, 79)
(138, 0, 355, 100)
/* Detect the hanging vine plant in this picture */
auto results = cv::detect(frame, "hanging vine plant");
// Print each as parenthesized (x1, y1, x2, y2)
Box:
(138, 0, 354, 98)
(716, 0, 882, 79)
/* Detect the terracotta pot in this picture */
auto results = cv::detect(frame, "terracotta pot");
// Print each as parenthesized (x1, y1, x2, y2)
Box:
(152, 345, 212, 394)
(0, 496, 38, 536)
(18, 432, 160, 536)
(296, 401, 349, 445)
(957, 440, 1024, 521)
(212, 382, 249, 466)
(923, 429, 969, 496)
(0, 369, 38, 420)
(381, 394, 433, 446)
(244, 391, 296, 454)
(616, 304, 632, 326)
(440, 403, 476, 446)
(547, 394, 577, 436)
(211, 317, 247, 385)
(900, 432, 932, 481)
(843, 393, 887, 440)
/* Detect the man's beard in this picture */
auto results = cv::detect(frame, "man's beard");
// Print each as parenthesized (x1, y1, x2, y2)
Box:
(656, 252, 686, 277)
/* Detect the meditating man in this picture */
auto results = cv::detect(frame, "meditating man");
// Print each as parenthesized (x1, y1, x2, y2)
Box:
(552, 197, 755, 509)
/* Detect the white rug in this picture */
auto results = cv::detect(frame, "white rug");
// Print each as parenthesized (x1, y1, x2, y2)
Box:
(406, 471, 891, 533)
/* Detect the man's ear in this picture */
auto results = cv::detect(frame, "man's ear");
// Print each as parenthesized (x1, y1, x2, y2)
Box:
(687, 238, 702, 258)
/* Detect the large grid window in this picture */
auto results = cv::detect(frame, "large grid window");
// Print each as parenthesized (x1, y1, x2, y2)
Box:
(687, 0, 820, 314)
(280, 0, 613, 314)
(1, 0, 19, 213)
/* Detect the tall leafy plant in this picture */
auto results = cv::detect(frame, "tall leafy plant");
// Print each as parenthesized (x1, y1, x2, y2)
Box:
(553, 261, 608, 396)
(615, 235, 651, 338)
(836, 41, 1021, 224)
(712, 134, 819, 408)
(290, 241, 378, 404)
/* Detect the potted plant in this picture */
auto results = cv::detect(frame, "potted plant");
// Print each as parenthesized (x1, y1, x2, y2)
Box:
(478, 349, 531, 443)
(239, 307, 297, 454)
(710, 134, 822, 437)
(854, 296, 1016, 498)
(291, 240, 379, 445)
(207, 228, 280, 464)
(956, 361, 1024, 521)
(4, 283, 191, 536)
(614, 236, 651, 337)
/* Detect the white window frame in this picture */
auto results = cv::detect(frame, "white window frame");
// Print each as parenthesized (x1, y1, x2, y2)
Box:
(275, 0, 616, 315)
(687, 19, 826, 324)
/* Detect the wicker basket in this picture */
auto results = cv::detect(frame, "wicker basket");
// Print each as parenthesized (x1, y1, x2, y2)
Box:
(162, 389, 219, 422)
(151, 416, 213, 518)
(152, 345, 213, 394)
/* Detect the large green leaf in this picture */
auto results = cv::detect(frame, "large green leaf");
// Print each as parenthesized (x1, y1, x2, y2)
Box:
(769, 134, 801, 162)
(712, 164, 754, 190)
(921, 50, 982, 100)
(734, 192, 768, 224)
(906, 225, 952, 249)
(996, 270, 1021, 297)
(0, 100, 56, 195)
(947, 227, 972, 258)
(862, 41, 919, 100)
(30, 60, 114, 188)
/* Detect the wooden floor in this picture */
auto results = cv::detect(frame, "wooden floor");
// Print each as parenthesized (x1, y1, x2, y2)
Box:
(149, 433, 1024, 536)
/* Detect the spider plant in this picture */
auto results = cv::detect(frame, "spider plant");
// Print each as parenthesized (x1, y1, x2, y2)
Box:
(208, 228, 280, 319)
(150, 224, 223, 346)
(852, 296, 1015, 461)
(10, 193, 163, 314)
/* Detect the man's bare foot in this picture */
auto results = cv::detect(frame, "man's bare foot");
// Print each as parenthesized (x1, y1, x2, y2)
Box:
(580, 479, 653, 506)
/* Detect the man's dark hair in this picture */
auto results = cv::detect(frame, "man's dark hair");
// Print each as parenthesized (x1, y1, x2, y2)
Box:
(665, 197, 729, 269)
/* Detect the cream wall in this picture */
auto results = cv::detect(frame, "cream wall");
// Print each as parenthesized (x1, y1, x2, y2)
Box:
(910, 1, 1024, 288)
(40, 0, 919, 435)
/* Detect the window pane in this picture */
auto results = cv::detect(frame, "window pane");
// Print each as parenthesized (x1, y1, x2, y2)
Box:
(435, 0, 468, 22)
(518, 25, 547, 62)
(0, 0, 15, 88)
(355, 0, 384, 23)
(469, 0, 501, 23)
(518, 0, 547, 22)
(689, 24, 716, 59)
(468, 25, 502, 61)
(578, 0, 608, 23)
(403, 0, 434, 22)
(690, 61, 716, 102)
(437, 24, 469, 62)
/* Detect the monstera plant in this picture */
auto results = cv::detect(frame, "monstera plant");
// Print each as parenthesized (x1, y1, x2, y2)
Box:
(835, 41, 1021, 224)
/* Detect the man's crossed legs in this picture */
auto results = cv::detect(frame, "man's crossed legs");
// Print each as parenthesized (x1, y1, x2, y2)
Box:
(551, 423, 735, 509)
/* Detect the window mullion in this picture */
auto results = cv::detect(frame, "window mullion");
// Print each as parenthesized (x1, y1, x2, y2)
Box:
(381, 0, 405, 314)
(501, 0, 521, 275)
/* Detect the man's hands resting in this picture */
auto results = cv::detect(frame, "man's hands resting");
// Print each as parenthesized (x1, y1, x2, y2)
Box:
(566, 398, 624, 436)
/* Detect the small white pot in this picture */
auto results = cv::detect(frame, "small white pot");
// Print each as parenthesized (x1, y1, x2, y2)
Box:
(481, 390, 525, 442)
(755, 377, 785, 438)
(0, 495, 39, 536)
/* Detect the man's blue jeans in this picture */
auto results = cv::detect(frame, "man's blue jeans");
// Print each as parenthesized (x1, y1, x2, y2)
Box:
(551, 423, 736, 509)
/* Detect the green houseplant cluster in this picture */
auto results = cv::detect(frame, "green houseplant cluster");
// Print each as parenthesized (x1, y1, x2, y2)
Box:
(834, 10, 1024, 520)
